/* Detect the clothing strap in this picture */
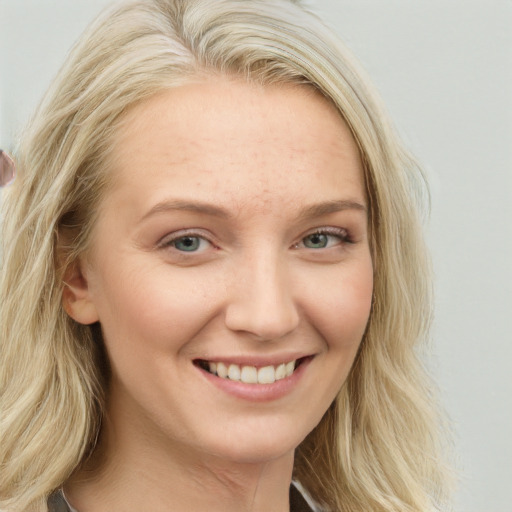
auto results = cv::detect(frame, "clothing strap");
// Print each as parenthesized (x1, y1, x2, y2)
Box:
(289, 483, 316, 512)
(47, 491, 78, 512)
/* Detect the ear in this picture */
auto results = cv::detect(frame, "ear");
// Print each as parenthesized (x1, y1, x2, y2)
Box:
(62, 259, 99, 325)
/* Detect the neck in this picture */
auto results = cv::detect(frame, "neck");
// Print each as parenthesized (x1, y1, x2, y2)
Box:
(65, 414, 295, 512)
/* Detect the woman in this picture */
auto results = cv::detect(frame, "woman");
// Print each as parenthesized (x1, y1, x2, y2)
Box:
(0, 1, 452, 511)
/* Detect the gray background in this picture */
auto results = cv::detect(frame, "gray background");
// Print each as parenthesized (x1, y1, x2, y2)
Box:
(1, 1, 511, 510)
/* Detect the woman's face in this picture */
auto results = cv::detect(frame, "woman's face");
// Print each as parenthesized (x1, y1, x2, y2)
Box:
(70, 79, 373, 464)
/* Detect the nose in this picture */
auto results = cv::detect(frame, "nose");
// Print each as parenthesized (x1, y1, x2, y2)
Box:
(224, 250, 300, 341)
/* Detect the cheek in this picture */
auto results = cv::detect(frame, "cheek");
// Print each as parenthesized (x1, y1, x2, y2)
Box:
(305, 260, 373, 408)
(304, 259, 373, 350)
(92, 262, 220, 355)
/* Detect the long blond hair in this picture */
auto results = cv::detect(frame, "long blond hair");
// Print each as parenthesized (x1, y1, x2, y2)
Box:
(0, 1, 452, 510)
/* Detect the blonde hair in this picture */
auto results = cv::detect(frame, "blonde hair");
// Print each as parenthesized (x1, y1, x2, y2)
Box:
(0, 1, 452, 510)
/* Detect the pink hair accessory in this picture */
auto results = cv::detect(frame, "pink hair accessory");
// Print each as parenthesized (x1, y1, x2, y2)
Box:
(0, 150, 16, 187)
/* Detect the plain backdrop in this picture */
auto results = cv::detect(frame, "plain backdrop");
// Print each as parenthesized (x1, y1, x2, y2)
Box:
(1, 1, 511, 510)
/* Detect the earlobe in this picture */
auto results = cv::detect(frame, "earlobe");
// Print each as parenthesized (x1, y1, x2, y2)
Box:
(62, 259, 99, 325)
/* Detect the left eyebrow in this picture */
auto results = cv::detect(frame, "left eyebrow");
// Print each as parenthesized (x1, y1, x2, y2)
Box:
(296, 199, 367, 220)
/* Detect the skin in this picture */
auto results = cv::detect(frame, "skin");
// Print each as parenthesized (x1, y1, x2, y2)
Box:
(64, 78, 373, 512)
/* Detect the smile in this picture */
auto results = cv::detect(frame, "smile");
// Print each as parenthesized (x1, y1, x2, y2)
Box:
(196, 358, 307, 385)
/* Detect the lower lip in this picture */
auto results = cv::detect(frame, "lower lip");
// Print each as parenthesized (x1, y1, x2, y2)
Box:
(197, 358, 312, 403)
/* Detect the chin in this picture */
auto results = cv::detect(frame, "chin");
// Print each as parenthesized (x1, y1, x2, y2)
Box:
(199, 420, 311, 464)
(212, 443, 295, 465)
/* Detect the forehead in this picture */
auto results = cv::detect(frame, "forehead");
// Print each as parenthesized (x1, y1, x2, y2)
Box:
(105, 78, 365, 218)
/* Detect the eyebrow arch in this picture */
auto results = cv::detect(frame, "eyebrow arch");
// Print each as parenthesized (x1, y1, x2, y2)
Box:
(140, 200, 232, 222)
(297, 199, 367, 220)
(140, 198, 367, 223)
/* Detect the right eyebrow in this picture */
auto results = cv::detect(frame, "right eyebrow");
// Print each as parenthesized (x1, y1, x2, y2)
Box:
(139, 199, 232, 223)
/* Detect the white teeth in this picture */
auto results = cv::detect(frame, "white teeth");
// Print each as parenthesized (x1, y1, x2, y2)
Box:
(228, 364, 241, 381)
(275, 363, 286, 380)
(241, 366, 258, 384)
(257, 365, 276, 384)
(216, 362, 228, 378)
(203, 359, 300, 384)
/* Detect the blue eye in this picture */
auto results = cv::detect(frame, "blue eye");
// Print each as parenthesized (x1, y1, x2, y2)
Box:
(299, 229, 349, 250)
(172, 236, 203, 252)
(303, 233, 329, 249)
(158, 230, 215, 256)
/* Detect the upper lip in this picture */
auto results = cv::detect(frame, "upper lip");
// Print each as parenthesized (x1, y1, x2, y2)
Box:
(193, 352, 314, 368)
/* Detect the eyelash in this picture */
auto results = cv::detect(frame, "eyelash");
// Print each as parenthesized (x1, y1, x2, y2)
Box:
(293, 227, 352, 250)
(158, 226, 353, 254)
